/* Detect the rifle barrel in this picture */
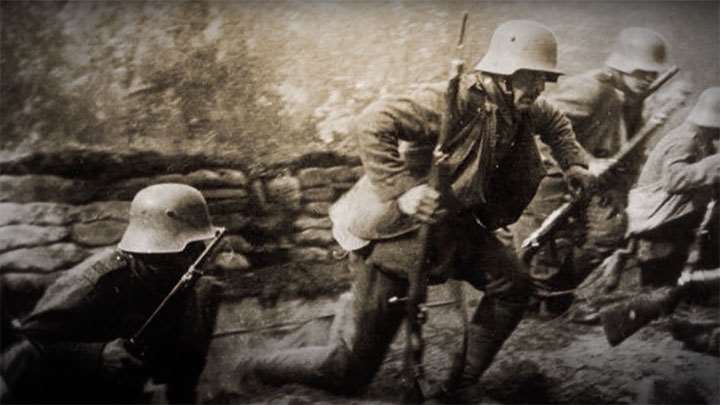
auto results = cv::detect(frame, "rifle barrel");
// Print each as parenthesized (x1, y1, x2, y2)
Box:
(457, 13, 469, 48)
(646, 65, 679, 96)
(402, 13, 469, 402)
(519, 67, 684, 259)
(521, 200, 575, 250)
(130, 227, 226, 345)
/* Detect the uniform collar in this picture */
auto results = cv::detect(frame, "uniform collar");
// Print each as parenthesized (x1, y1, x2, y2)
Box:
(469, 73, 519, 125)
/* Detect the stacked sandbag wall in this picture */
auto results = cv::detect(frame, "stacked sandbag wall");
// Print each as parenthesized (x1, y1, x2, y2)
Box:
(0, 151, 363, 322)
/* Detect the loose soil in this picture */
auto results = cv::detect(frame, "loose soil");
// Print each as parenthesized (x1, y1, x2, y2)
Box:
(200, 277, 720, 404)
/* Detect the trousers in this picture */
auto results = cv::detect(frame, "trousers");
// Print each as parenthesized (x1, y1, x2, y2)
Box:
(252, 224, 531, 395)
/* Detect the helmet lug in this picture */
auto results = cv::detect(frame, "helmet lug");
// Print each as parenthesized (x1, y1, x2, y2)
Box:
(119, 183, 219, 254)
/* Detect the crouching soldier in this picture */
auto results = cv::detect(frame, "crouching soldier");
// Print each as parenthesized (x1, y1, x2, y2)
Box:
(0, 184, 224, 404)
(625, 87, 720, 286)
(241, 20, 592, 403)
(580, 88, 720, 328)
(632, 99, 720, 400)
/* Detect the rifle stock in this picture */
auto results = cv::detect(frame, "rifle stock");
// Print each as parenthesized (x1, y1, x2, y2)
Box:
(520, 66, 683, 262)
(600, 200, 717, 346)
(402, 13, 468, 403)
(600, 284, 687, 346)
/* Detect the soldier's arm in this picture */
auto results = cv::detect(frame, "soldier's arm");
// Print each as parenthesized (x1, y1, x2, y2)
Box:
(37, 342, 108, 374)
(532, 98, 589, 170)
(23, 298, 109, 375)
(20, 263, 125, 375)
(664, 148, 720, 194)
(356, 95, 436, 201)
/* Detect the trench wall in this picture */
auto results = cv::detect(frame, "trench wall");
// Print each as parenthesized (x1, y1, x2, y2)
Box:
(0, 149, 362, 321)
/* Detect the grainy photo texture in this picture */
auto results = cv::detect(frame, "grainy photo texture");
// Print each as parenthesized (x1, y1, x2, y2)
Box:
(1, 1, 718, 404)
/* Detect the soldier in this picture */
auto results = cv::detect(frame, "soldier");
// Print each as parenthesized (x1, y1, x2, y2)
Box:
(241, 20, 593, 402)
(0, 183, 223, 404)
(624, 87, 719, 286)
(638, 88, 720, 405)
(511, 28, 673, 312)
(608, 88, 720, 404)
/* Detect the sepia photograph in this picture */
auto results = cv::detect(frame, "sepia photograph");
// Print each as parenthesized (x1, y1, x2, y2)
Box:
(1, 1, 718, 403)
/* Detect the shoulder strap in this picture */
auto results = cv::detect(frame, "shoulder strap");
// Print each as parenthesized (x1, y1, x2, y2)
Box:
(83, 249, 130, 286)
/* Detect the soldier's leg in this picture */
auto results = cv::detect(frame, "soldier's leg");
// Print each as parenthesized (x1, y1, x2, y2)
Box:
(252, 251, 407, 395)
(637, 234, 693, 288)
(442, 229, 531, 398)
(574, 193, 628, 281)
(511, 175, 575, 313)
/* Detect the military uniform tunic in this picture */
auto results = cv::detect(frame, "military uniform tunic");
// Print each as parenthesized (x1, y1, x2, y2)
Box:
(626, 123, 719, 284)
(249, 74, 588, 394)
(1, 249, 221, 404)
(511, 68, 648, 293)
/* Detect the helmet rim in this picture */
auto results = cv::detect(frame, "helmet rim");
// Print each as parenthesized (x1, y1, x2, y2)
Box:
(688, 87, 720, 128)
(118, 183, 218, 254)
(605, 27, 669, 74)
(474, 20, 564, 77)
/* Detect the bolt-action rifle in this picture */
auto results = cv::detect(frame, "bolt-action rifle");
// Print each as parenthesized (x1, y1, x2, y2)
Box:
(125, 227, 226, 357)
(519, 66, 682, 264)
(600, 199, 718, 346)
(401, 13, 468, 403)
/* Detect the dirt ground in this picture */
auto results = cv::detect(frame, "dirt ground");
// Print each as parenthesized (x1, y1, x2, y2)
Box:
(200, 287, 720, 405)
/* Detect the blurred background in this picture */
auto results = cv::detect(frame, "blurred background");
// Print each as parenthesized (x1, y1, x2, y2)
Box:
(1, 3, 718, 403)
(1, 1, 718, 168)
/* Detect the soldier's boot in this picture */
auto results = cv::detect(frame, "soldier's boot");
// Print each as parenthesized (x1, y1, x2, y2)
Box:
(252, 341, 354, 395)
(434, 324, 501, 403)
(436, 301, 526, 403)
(670, 318, 720, 356)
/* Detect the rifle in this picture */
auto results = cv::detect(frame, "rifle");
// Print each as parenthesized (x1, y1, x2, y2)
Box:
(125, 227, 226, 357)
(400, 12, 468, 403)
(600, 199, 718, 346)
(520, 66, 681, 263)
(443, 280, 470, 390)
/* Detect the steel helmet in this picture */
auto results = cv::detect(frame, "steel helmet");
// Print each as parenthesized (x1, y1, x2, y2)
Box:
(688, 87, 720, 128)
(605, 28, 669, 74)
(474, 20, 563, 77)
(119, 183, 219, 253)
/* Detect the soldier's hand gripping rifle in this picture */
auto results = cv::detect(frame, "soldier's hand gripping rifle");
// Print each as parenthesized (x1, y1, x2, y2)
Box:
(519, 66, 682, 264)
(600, 199, 718, 346)
(400, 13, 468, 403)
(125, 227, 226, 357)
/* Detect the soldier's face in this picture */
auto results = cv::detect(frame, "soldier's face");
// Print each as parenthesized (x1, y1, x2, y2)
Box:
(622, 69, 658, 95)
(511, 70, 547, 111)
(705, 128, 720, 153)
(136, 242, 205, 289)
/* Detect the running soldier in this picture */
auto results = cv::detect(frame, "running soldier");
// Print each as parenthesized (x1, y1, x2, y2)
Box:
(241, 20, 593, 403)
